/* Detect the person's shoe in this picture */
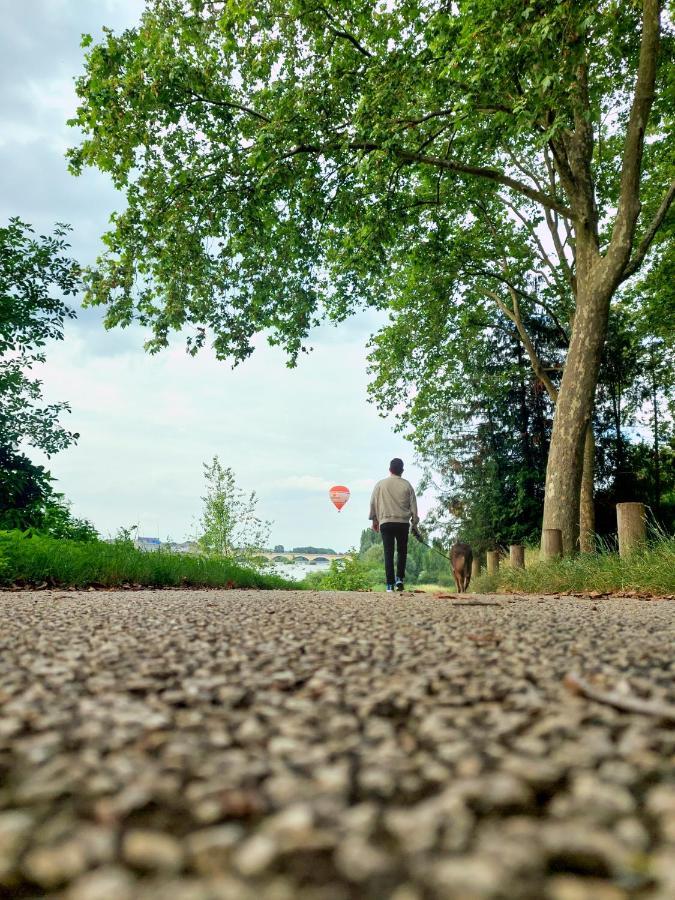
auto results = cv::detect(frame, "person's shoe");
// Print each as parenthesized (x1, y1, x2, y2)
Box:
(386, 584, 395, 593)
(395, 579, 404, 592)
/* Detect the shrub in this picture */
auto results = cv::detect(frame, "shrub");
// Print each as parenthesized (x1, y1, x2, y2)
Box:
(314, 555, 373, 591)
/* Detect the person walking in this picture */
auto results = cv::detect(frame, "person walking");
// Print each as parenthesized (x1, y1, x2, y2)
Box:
(369, 458, 419, 593)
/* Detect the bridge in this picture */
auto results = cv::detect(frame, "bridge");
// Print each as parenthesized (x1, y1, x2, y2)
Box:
(260, 551, 352, 564)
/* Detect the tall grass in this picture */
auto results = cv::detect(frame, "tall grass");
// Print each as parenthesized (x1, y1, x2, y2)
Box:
(0, 531, 294, 590)
(474, 534, 675, 596)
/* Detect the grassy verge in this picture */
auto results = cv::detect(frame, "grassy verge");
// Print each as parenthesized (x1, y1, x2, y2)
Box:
(0, 531, 295, 590)
(475, 538, 675, 596)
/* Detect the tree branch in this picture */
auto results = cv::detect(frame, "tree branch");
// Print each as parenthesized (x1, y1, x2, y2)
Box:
(620, 179, 675, 281)
(394, 149, 572, 216)
(543, 147, 576, 291)
(184, 88, 271, 123)
(280, 141, 572, 216)
(607, 0, 661, 270)
(315, 5, 373, 57)
(499, 194, 570, 301)
(478, 288, 558, 402)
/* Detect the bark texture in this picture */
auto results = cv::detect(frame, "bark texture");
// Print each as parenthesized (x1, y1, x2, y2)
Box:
(579, 424, 596, 553)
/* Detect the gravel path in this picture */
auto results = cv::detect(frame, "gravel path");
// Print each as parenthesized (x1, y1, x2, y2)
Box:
(0, 589, 673, 900)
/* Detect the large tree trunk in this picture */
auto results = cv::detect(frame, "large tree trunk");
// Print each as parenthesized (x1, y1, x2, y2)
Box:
(579, 423, 595, 552)
(542, 271, 612, 554)
(539, 0, 661, 555)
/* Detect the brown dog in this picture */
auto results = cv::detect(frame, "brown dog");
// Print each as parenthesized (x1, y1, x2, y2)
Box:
(450, 542, 473, 593)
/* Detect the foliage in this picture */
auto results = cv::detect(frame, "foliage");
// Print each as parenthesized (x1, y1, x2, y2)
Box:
(0, 531, 293, 590)
(40, 495, 99, 542)
(0, 218, 80, 455)
(68, 1, 672, 358)
(593, 303, 675, 531)
(0, 447, 53, 531)
(0, 218, 85, 534)
(312, 554, 373, 591)
(197, 456, 271, 562)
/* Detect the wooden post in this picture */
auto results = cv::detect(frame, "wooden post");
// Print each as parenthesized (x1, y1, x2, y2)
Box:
(471, 558, 481, 580)
(617, 502, 646, 557)
(541, 528, 563, 560)
(509, 544, 525, 569)
(486, 550, 500, 575)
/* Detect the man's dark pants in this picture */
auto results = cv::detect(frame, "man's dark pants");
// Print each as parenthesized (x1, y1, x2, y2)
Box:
(380, 522, 409, 585)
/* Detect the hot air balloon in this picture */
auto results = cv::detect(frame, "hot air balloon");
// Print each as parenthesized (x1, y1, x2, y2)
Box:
(329, 485, 350, 511)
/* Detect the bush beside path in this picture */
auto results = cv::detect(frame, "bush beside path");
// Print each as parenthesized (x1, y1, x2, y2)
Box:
(0, 589, 673, 899)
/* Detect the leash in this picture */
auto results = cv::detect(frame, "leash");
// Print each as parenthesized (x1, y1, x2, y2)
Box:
(411, 526, 450, 561)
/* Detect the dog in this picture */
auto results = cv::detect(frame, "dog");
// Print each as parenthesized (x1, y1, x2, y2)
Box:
(450, 542, 473, 593)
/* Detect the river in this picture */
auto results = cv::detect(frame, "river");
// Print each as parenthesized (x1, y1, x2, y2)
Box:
(269, 561, 331, 582)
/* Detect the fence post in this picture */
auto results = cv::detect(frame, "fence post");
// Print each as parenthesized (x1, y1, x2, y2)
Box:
(509, 544, 525, 569)
(471, 557, 481, 581)
(486, 550, 500, 575)
(541, 529, 563, 560)
(616, 502, 646, 557)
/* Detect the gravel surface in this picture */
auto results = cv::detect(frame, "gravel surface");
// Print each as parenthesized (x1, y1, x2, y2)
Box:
(0, 589, 673, 900)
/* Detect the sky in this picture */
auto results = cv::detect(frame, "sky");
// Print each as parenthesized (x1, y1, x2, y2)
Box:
(1, 0, 427, 550)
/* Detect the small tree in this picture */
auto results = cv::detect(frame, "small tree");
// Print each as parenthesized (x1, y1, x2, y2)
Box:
(197, 456, 271, 563)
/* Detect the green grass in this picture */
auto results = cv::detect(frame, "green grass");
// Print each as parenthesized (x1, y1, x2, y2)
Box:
(0, 531, 295, 590)
(478, 537, 675, 596)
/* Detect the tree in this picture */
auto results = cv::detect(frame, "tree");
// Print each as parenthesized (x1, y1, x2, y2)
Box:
(69, 1, 674, 552)
(1, 219, 81, 456)
(197, 456, 271, 561)
(0, 219, 82, 532)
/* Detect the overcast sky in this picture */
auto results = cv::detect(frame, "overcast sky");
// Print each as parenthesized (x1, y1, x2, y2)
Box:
(1, 0, 427, 549)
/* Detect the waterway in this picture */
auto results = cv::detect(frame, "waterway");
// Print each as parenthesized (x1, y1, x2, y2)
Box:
(270, 561, 331, 582)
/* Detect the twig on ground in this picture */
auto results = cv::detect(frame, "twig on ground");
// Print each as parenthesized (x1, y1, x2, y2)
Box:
(563, 672, 675, 722)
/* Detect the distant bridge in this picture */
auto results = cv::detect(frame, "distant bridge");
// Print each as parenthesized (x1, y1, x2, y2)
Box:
(261, 551, 351, 564)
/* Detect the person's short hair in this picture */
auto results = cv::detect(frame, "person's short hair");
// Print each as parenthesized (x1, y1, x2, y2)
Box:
(389, 458, 404, 475)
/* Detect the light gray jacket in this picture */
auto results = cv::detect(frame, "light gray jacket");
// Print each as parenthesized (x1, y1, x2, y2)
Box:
(369, 475, 419, 526)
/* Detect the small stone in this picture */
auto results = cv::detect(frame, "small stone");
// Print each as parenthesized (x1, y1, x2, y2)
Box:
(264, 803, 315, 849)
(646, 783, 675, 819)
(234, 834, 277, 876)
(614, 817, 649, 852)
(649, 847, 675, 896)
(0, 811, 33, 884)
(23, 839, 89, 888)
(66, 866, 135, 900)
(428, 855, 502, 898)
(122, 829, 184, 872)
(334, 836, 391, 882)
(388, 886, 423, 900)
(186, 825, 243, 874)
(236, 717, 266, 743)
(545, 875, 628, 900)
